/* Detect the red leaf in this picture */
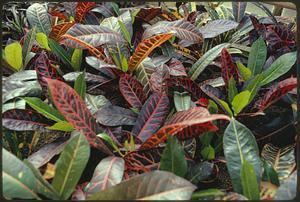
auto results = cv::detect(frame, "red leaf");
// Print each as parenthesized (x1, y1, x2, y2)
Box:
(149, 65, 170, 93)
(132, 92, 170, 142)
(221, 48, 239, 88)
(45, 78, 113, 155)
(167, 77, 203, 100)
(35, 52, 65, 97)
(255, 77, 297, 112)
(2, 109, 52, 131)
(75, 2, 96, 23)
(119, 74, 147, 109)
(167, 58, 187, 77)
(136, 8, 162, 22)
(49, 10, 68, 21)
(141, 107, 230, 149)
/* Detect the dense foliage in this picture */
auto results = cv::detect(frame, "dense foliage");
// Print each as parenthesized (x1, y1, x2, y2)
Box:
(2, 2, 297, 200)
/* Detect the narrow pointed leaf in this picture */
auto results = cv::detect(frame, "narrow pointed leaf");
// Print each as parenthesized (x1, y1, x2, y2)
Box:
(232, 2, 247, 22)
(49, 22, 75, 41)
(236, 62, 252, 81)
(199, 20, 238, 38)
(221, 48, 239, 88)
(167, 77, 203, 100)
(22, 27, 37, 67)
(247, 37, 267, 75)
(74, 72, 86, 99)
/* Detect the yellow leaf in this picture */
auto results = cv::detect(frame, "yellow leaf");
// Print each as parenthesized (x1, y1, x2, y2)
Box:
(36, 32, 51, 51)
(4, 42, 23, 71)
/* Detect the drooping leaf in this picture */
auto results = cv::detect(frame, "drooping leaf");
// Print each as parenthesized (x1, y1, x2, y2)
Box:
(232, 2, 247, 22)
(247, 37, 267, 75)
(220, 48, 239, 88)
(231, 90, 250, 116)
(26, 3, 51, 35)
(199, 19, 239, 38)
(186, 161, 214, 184)
(240, 159, 260, 200)
(3, 148, 39, 199)
(95, 104, 137, 126)
(119, 73, 147, 109)
(4, 42, 23, 71)
(261, 143, 296, 184)
(74, 72, 86, 99)
(75, 2, 96, 23)
(141, 107, 230, 149)
(2, 109, 52, 131)
(52, 132, 90, 200)
(174, 91, 191, 112)
(132, 92, 169, 142)
(189, 43, 230, 81)
(274, 171, 297, 200)
(85, 157, 125, 197)
(160, 136, 187, 177)
(255, 77, 297, 112)
(260, 51, 297, 86)
(46, 78, 112, 155)
(167, 77, 203, 100)
(143, 20, 203, 44)
(22, 27, 37, 67)
(49, 22, 75, 41)
(88, 170, 196, 200)
(128, 33, 174, 71)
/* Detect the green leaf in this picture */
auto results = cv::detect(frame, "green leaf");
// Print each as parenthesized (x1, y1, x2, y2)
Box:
(74, 72, 86, 100)
(228, 77, 238, 103)
(218, 98, 233, 117)
(223, 118, 261, 194)
(160, 136, 187, 177)
(245, 74, 263, 103)
(192, 189, 224, 199)
(4, 42, 23, 71)
(247, 37, 267, 75)
(36, 32, 51, 51)
(240, 159, 260, 200)
(48, 38, 72, 66)
(52, 132, 90, 199)
(85, 157, 125, 197)
(71, 49, 83, 71)
(174, 91, 191, 112)
(260, 51, 297, 86)
(22, 27, 37, 67)
(262, 160, 280, 186)
(237, 62, 252, 81)
(23, 160, 60, 200)
(201, 144, 215, 160)
(189, 43, 230, 80)
(88, 170, 196, 200)
(2, 148, 40, 199)
(121, 54, 128, 72)
(46, 121, 74, 132)
(26, 3, 51, 35)
(207, 100, 218, 114)
(23, 97, 65, 122)
(118, 20, 131, 46)
(231, 90, 250, 116)
(85, 94, 110, 114)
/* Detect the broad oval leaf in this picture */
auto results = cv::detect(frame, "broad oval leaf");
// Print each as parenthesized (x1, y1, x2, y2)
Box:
(141, 107, 230, 149)
(160, 136, 187, 177)
(3, 148, 39, 199)
(223, 118, 261, 194)
(119, 73, 147, 109)
(52, 132, 90, 199)
(274, 171, 297, 200)
(128, 33, 174, 71)
(199, 19, 239, 38)
(46, 78, 112, 155)
(85, 156, 125, 197)
(4, 42, 23, 71)
(95, 104, 137, 126)
(143, 20, 203, 44)
(231, 90, 250, 116)
(88, 170, 196, 200)
(26, 3, 51, 35)
(132, 92, 169, 142)
(174, 91, 191, 112)
(247, 37, 267, 75)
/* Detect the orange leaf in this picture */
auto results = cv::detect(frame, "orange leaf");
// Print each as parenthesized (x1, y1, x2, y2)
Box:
(49, 22, 75, 41)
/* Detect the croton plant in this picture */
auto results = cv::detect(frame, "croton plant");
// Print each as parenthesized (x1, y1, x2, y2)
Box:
(2, 1, 297, 200)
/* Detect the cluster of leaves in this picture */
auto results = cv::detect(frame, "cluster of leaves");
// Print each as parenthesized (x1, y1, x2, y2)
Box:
(2, 2, 297, 200)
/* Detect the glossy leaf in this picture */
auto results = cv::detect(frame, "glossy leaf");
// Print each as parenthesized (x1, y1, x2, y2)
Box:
(187, 161, 214, 184)
(71, 49, 83, 71)
(223, 118, 261, 194)
(88, 170, 196, 200)
(261, 143, 296, 184)
(262, 160, 280, 186)
(85, 94, 110, 115)
(228, 77, 238, 103)
(46, 78, 112, 155)
(160, 136, 187, 177)
(199, 19, 238, 38)
(74, 72, 86, 99)
(119, 73, 147, 109)
(174, 91, 191, 112)
(236, 62, 252, 81)
(136, 7, 162, 22)
(167, 58, 187, 77)
(231, 90, 250, 116)
(3, 148, 39, 199)
(167, 77, 203, 100)
(220, 48, 239, 88)
(48, 39, 73, 66)
(36, 32, 51, 50)
(75, 2, 96, 23)
(128, 33, 174, 71)
(189, 43, 230, 81)
(143, 20, 203, 44)
(255, 77, 297, 112)
(95, 104, 137, 126)
(132, 92, 169, 142)
(247, 37, 267, 75)
(141, 107, 230, 149)
(260, 51, 297, 86)
(26, 3, 51, 35)
(274, 171, 297, 200)
(52, 132, 90, 199)
(22, 27, 37, 67)
(49, 22, 75, 41)
(2, 109, 52, 131)
(149, 64, 169, 93)
(240, 159, 260, 200)
(232, 2, 247, 22)
(4, 42, 23, 71)
(46, 121, 74, 132)
(85, 157, 125, 197)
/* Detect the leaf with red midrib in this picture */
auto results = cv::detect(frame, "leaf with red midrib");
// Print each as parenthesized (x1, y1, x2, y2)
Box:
(119, 74, 147, 109)
(221, 48, 239, 88)
(45, 78, 113, 155)
(75, 2, 96, 23)
(141, 107, 230, 149)
(49, 21, 75, 41)
(132, 92, 170, 143)
(255, 77, 297, 112)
